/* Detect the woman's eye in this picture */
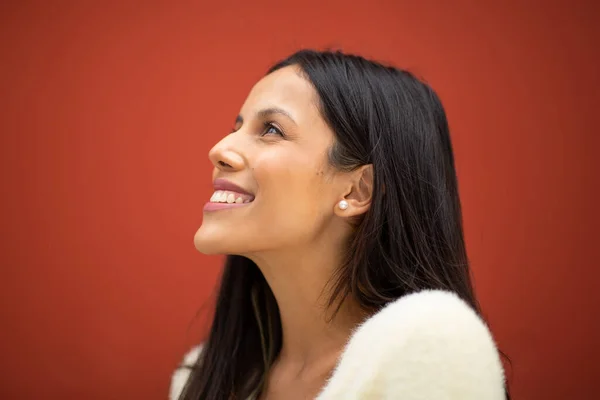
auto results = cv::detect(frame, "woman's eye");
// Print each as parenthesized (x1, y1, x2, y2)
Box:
(262, 123, 284, 137)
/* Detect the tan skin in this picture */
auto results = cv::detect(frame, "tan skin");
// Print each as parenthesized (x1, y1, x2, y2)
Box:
(194, 66, 374, 399)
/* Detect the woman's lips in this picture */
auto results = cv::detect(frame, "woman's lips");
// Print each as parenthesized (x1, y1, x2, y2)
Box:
(212, 178, 254, 197)
(204, 178, 255, 212)
(203, 201, 250, 212)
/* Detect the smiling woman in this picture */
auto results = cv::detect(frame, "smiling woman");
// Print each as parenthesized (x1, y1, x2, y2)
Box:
(173, 50, 507, 400)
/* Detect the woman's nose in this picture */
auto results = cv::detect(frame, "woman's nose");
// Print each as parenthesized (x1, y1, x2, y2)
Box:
(208, 136, 245, 172)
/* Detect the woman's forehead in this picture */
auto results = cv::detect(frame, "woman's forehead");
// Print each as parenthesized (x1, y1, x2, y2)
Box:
(240, 66, 319, 121)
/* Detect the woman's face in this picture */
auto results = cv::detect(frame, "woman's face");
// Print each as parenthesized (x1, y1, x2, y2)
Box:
(194, 66, 350, 257)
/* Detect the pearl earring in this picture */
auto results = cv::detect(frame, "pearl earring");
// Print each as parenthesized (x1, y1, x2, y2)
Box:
(338, 200, 349, 210)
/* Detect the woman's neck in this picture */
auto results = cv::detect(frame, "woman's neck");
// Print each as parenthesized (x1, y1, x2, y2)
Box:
(248, 246, 367, 370)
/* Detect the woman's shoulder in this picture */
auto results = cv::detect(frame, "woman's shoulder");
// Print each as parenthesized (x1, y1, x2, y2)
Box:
(316, 290, 506, 400)
(169, 344, 203, 400)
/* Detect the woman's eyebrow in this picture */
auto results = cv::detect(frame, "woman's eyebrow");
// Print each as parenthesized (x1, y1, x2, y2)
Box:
(256, 107, 297, 125)
(235, 107, 298, 126)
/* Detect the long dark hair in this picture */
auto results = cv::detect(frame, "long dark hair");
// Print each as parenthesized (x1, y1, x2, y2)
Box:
(179, 49, 506, 399)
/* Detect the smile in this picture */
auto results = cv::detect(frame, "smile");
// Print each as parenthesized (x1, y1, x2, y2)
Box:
(204, 178, 255, 212)
(209, 190, 254, 204)
(204, 190, 254, 212)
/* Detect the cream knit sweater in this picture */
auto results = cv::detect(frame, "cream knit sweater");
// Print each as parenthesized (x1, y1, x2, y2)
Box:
(170, 290, 506, 399)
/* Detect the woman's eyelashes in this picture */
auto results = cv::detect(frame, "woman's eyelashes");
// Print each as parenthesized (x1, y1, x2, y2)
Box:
(229, 120, 285, 138)
(260, 122, 285, 138)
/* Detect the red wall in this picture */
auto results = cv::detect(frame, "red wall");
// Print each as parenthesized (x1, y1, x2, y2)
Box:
(1, 1, 598, 399)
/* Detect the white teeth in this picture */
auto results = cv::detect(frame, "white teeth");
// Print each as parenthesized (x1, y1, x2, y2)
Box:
(210, 190, 252, 204)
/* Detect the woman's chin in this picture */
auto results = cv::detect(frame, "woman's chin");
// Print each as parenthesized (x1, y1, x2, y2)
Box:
(193, 226, 238, 255)
(193, 232, 220, 255)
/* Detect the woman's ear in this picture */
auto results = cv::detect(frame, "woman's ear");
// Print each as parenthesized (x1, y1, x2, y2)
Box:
(334, 164, 373, 217)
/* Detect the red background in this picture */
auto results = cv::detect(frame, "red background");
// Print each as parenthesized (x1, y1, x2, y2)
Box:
(1, 1, 598, 399)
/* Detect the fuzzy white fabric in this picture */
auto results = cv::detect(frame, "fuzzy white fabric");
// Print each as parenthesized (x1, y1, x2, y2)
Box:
(170, 344, 204, 400)
(170, 290, 505, 399)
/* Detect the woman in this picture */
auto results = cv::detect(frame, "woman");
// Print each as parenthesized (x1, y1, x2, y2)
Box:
(171, 50, 506, 399)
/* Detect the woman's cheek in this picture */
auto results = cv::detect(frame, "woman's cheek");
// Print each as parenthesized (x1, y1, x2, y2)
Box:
(254, 152, 312, 191)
